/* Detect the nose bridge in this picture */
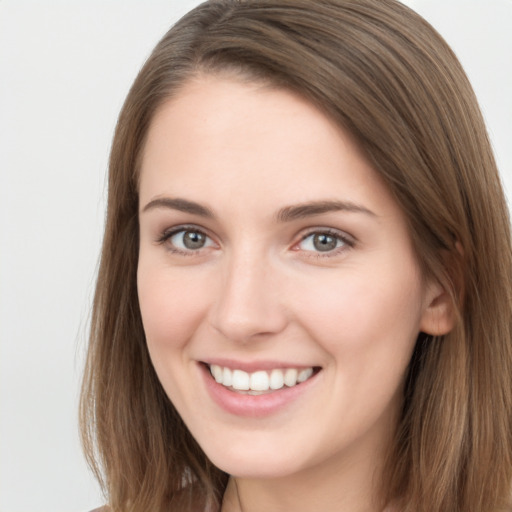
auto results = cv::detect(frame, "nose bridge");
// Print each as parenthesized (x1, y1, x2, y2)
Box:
(210, 243, 287, 342)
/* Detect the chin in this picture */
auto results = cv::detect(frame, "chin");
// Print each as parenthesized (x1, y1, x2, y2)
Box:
(213, 456, 303, 480)
(198, 434, 313, 479)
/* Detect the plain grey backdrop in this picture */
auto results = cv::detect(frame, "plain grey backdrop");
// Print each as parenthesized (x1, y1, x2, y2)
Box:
(0, 1, 510, 511)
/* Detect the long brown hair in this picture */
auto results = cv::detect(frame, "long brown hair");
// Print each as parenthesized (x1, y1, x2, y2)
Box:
(80, 1, 512, 510)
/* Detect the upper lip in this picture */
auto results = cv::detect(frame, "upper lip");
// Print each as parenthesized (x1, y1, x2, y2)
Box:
(200, 358, 320, 373)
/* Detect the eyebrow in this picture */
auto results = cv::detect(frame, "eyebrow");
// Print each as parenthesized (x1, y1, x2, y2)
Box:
(142, 197, 215, 218)
(275, 200, 376, 222)
(141, 197, 375, 221)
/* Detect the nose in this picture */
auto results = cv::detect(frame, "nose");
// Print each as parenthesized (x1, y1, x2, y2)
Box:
(209, 251, 288, 343)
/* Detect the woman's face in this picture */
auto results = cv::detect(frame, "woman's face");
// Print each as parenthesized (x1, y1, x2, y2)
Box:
(137, 76, 444, 480)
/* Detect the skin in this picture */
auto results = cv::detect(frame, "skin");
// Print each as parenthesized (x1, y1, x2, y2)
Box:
(137, 75, 453, 512)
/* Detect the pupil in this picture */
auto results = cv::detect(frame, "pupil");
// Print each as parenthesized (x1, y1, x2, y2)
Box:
(184, 231, 205, 249)
(313, 234, 337, 252)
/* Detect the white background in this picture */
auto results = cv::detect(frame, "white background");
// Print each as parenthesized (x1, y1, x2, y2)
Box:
(0, 1, 510, 511)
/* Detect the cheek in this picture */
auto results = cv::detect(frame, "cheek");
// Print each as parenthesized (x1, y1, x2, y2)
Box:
(291, 262, 425, 364)
(286, 263, 425, 442)
(137, 264, 210, 354)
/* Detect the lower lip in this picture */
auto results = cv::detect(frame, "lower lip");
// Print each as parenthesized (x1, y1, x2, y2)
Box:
(199, 364, 320, 418)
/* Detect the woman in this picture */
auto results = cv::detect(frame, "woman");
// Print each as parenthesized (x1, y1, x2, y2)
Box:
(80, 1, 512, 511)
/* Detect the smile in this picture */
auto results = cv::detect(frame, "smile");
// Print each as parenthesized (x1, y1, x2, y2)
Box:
(208, 364, 316, 394)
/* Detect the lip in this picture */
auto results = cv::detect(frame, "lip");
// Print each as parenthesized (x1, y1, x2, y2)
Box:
(199, 361, 321, 418)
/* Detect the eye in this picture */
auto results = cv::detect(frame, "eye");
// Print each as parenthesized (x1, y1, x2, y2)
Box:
(159, 227, 215, 253)
(297, 230, 353, 254)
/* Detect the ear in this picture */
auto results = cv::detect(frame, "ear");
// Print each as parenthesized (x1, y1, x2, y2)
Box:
(419, 280, 456, 336)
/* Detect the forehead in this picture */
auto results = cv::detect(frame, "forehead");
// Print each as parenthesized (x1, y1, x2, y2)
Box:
(138, 75, 398, 222)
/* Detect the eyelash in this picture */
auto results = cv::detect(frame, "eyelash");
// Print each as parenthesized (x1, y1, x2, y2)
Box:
(156, 225, 355, 257)
(156, 225, 215, 256)
(295, 228, 355, 258)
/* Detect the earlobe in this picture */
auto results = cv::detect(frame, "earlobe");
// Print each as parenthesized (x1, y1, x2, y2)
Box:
(419, 281, 456, 336)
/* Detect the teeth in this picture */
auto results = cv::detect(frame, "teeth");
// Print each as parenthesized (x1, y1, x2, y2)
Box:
(209, 364, 315, 392)
(284, 368, 298, 387)
(250, 370, 269, 391)
(222, 367, 233, 387)
(212, 365, 223, 383)
(298, 367, 314, 383)
(269, 369, 284, 390)
(232, 369, 250, 390)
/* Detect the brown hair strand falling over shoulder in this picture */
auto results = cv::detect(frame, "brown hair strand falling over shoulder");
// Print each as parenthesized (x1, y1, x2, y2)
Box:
(80, 1, 512, 511)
